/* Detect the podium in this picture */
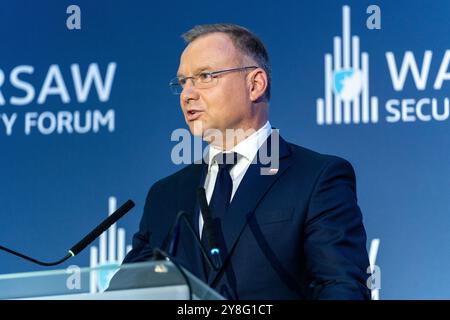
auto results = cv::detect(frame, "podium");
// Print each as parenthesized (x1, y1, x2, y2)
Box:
(0, 260, 224, 300)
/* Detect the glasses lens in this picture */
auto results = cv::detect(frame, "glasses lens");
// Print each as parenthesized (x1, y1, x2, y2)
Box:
(169, 78, 182, 95)
(195, 73, 218, 89)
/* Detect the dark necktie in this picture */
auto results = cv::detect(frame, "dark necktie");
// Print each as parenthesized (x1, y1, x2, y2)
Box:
(208, 152, 238, 217)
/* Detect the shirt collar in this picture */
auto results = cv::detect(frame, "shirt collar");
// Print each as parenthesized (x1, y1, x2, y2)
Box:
(206, 121, 272, 167)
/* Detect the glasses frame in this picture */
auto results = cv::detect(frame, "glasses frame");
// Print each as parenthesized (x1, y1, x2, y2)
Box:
(169, 66, 258, 95)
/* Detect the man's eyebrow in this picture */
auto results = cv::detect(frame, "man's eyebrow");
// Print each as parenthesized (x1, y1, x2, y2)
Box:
(176, 66, 213, 77)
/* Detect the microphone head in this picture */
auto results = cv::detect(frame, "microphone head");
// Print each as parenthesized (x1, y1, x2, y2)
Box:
(196, 187, 220, 255)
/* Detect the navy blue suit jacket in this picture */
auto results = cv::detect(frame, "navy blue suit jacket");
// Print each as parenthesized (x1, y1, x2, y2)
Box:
(123, 135, 371, 300)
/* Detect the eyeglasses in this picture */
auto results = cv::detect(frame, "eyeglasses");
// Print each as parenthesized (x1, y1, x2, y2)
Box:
(169, 66, 258, 95)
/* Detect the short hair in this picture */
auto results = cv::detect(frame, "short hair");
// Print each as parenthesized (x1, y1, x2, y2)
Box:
(182, 23, 271, 101)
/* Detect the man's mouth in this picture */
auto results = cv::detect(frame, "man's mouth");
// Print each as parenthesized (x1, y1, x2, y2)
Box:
(186, 110, 203, 121)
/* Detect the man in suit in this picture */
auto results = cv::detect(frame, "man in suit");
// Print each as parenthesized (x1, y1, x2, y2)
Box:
(122, 24, 371, 300)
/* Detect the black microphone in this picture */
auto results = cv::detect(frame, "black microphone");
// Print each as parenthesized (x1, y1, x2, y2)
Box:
(196, 187, 221, 269)
(164, 210, 219, 271)
(0, 200, 135, 267)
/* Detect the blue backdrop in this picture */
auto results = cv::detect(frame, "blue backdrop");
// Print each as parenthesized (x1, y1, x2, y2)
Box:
(1, 0, 449, 299)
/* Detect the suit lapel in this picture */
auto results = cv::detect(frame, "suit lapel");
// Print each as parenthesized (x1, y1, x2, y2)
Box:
(175, 162, 208, 281)
(208, 133, 293, 286)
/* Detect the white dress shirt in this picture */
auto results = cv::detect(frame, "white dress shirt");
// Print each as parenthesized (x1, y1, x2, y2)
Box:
(199, 121, 272, 236)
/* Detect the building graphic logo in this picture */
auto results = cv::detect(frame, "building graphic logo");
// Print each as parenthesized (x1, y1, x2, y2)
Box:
(368, 238, 381, 300)
(316, 5, 379, 125)
(89, 196, 132, 293)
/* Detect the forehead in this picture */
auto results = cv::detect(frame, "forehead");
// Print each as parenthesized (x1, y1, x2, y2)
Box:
(177, 33, 241, 75)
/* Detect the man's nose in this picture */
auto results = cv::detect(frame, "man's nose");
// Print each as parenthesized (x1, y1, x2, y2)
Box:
(180, 79, 199, 104)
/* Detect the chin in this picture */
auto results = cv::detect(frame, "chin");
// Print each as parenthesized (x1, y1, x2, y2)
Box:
(187, 120, 205, 137)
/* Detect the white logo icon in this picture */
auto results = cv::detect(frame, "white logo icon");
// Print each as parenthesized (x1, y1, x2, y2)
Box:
(317, 6, 379, 125)
(367, 238, 381, 300)
(89, 196, 132, 293)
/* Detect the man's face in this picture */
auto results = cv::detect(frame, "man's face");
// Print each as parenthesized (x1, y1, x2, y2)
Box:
(177, 33, 254, 140)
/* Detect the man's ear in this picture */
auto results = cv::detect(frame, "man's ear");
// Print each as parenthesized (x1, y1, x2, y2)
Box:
(248, 68, 268, 102)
